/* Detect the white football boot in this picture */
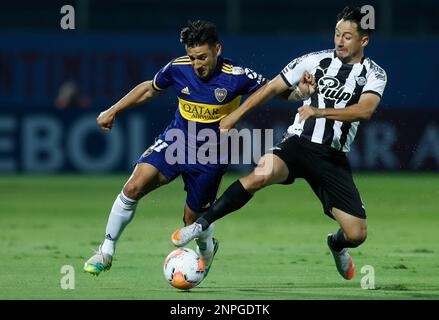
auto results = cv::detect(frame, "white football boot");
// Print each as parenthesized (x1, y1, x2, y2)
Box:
(327, 234, 355, 280)
(84, 245, 113, 276)
(171, 222, 203, 247)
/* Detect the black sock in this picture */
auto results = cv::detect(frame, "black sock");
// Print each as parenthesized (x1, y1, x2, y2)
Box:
(329, 228, 359, 252)
(196, 180, 253, 230)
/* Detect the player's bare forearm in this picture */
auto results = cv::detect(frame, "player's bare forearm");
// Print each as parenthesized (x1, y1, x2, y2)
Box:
(219, 76, 288, 131)
(111, 81, 158, 114)
(236, 85, 275, 118)
(97, 81, 158, 131)
(319, 104, 374, 121)
(298, 93, 381, 123)
(246, 75, 291, 113)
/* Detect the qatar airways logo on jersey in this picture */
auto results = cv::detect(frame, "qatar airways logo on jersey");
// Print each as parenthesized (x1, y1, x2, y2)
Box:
(318, 76, 352, 104)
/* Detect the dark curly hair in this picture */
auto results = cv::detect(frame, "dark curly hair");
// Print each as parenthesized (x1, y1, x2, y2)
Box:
(337, 5, 372, 36)
(180, 20, 219, 48)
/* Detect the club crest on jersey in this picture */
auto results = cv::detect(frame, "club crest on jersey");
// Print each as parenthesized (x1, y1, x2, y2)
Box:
(317, 76, 352, 104)
(355, 76, 367, 86)
(215, 88, 227, 102)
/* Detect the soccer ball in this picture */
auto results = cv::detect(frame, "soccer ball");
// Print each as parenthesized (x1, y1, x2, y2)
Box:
(163, 248, 206, 290)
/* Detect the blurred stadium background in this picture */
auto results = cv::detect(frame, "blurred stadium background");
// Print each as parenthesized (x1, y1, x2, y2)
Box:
(1, 0, 438, 173)
(1, 0, 438, 300)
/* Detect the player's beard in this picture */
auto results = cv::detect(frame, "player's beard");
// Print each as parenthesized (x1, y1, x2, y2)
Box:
(197, 68, 208, 78)
(336, 48, 361, 64)
(336, 50, 350, 63)
(196, 66, 214, 80)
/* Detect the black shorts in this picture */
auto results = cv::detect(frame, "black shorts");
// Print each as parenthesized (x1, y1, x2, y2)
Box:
(270, 135, 366, 220)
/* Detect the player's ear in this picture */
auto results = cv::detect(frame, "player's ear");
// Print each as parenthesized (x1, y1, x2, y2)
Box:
(215, 43, 222, 56)
(361, 35, 369, 48)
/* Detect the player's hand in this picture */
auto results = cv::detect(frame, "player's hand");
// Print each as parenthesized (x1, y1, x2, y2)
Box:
(298, 70, 316, 98)
(298, 105, 322, 123)
(219, 114, 239, 133)
(97, 108, 116, 131)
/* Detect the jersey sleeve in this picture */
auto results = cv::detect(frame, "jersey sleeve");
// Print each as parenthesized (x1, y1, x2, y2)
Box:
(362, 62, 387, 98)
(238, 67, 267, 95)
(152, 61, 173, 91)
(280, 51, 325, 87)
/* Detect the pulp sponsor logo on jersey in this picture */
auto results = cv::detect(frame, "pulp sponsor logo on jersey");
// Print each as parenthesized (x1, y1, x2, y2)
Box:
(317, 76, 352, 103)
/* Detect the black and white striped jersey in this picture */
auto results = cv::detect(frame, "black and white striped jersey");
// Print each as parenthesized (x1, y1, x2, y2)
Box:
(280, 49, 387, 152)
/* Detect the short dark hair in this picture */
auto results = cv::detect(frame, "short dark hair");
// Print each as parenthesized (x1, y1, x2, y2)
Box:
(180, 20, 219, 48)
(337, 5, 372, 36)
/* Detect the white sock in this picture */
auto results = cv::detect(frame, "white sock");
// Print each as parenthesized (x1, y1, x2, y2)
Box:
(196, 224, 215, 259)
(101, 191, 138, 256)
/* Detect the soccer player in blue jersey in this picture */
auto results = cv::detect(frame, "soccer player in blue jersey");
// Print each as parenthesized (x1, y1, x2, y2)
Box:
(84, 20, 315, 277)
(83, 21, 265, 277)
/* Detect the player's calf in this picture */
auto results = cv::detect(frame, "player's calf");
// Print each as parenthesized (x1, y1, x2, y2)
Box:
(241, 171, 271, 193)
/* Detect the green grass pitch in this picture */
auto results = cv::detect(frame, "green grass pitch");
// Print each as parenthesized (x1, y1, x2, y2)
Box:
(1, 173, 438, 299)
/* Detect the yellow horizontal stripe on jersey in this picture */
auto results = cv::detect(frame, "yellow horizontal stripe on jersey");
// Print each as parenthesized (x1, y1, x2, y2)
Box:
(223, 63, 233, 68)
(221, 68, 233, 74)
(178, 95, 241, 123)
(174, 56, 190, 61)
(152, 74, 163, 91)
(172, 62, 192, 65)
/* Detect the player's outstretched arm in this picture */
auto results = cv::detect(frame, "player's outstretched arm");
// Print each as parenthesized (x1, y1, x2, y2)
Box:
(220, 75, 289, 131)
(97, 81, 159, 131)
(298, 93, 381, 123)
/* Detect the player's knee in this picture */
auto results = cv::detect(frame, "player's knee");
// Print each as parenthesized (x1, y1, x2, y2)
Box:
(245, 172, 271, 192)
(123, 182, 143, 200)
(345, 226, 367, 246)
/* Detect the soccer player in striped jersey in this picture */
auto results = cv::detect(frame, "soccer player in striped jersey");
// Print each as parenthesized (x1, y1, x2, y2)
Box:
(172, 6, 387, 281)
(84, 20, 314, 277)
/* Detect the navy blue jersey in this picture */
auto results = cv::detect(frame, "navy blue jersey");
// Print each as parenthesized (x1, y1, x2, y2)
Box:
(153, 55, 265, 124)
(151, 55, 266, 164)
